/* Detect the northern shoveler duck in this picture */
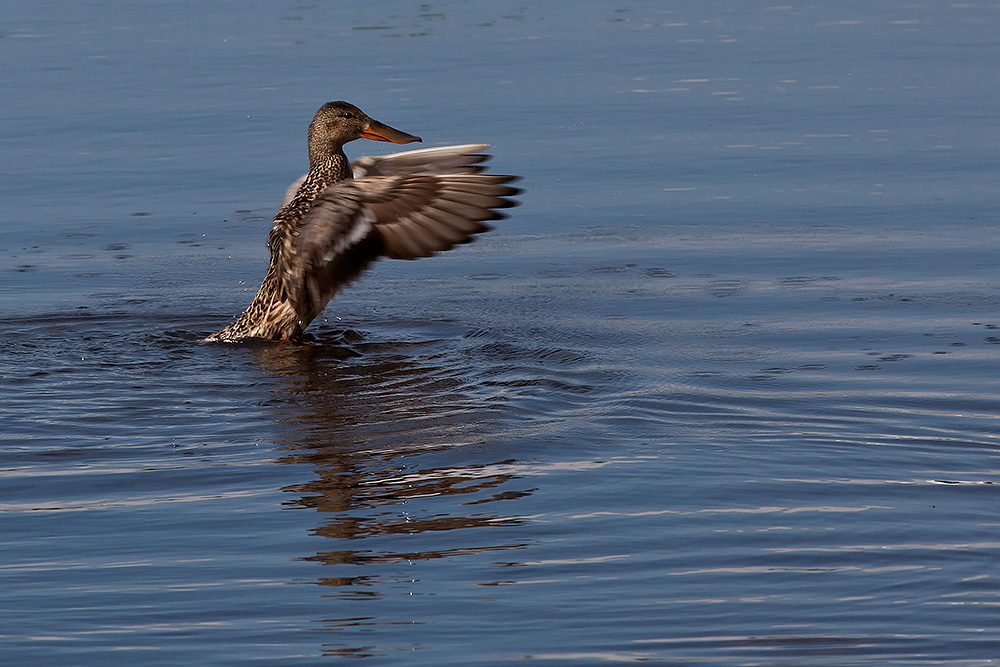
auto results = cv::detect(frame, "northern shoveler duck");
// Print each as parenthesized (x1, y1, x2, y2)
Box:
(203, 101, 520, 342)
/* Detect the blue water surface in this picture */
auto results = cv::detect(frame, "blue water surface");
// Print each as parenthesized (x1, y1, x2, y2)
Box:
(3, 1, 1000, 664)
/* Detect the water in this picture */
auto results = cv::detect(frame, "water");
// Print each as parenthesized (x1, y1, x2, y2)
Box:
(3, 1, 1000, 664)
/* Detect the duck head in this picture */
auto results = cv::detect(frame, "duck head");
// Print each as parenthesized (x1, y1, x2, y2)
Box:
(307, 101, 421, 164)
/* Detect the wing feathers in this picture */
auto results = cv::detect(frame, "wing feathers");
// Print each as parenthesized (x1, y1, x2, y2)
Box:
(276, 147, 520, 318)
(367, 175, 518, 259)
(351, 144, 493, 178)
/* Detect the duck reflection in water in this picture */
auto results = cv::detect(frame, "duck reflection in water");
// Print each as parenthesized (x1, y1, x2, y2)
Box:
(246, 336, 533, 592)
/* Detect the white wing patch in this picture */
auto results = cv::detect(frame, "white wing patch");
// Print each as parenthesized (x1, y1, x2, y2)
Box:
(322, 208, 374, 264)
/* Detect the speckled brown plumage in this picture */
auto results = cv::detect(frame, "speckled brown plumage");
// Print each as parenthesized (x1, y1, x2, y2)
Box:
(203, 101, 520, 342)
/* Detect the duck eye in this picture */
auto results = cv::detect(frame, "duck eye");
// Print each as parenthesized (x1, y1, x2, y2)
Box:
(342, 112, 353, 119)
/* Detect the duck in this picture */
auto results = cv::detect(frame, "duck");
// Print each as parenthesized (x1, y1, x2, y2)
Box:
(203, 101, 520, 342)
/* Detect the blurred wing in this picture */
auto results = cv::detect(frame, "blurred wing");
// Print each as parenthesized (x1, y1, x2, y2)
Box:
(281, 173, 521, 316)
(351, 144, 492, 178)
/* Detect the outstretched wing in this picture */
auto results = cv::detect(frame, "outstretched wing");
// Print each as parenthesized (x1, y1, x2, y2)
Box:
(280, 172, 520, 319)
(367, 174, 519, 259)
(279, 144, 494, 208)
(352, 143, 492, 178)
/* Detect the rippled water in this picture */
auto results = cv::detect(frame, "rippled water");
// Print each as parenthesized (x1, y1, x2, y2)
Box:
(4, 2, 1000, 664)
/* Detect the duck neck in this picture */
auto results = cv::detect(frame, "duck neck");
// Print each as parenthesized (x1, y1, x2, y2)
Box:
(310, 149, 352, 182)
(292, 151, 352, 205)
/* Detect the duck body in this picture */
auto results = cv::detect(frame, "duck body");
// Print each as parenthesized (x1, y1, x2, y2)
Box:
(204, 101, 520, 342)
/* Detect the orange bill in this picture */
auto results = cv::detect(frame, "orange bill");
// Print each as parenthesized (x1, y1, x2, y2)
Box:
(361, 118, 422, 144)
